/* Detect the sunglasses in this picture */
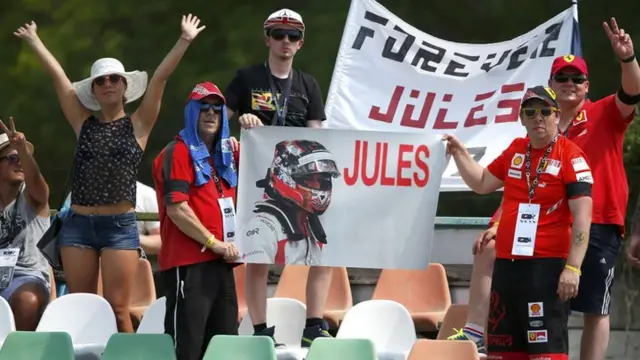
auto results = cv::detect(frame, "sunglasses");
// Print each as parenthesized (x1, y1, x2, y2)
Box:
(0, 154, 20, 165)
(269, 28, 303, 42)
(93, 74, 123, 87)
(521, 107, 558, 118)
(199, 103, 223, 113)
(553, 74, 587, 85)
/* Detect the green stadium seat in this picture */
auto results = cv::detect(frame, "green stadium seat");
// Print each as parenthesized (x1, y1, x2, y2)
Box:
(0, 331, 74, 360)
(101, 333, 176, 360)
(203, 335, 277, 360)
(306, 338, 378, 360)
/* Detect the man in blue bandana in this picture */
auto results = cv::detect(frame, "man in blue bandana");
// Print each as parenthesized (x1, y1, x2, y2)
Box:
(152, 82, 240, 360)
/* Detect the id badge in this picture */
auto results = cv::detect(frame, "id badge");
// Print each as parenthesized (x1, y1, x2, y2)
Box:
(218, 198, 237, 243)
(511, 203, 540, 257)
(0, 248, 20, 289)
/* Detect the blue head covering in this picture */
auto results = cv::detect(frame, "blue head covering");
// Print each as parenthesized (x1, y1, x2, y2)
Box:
(179, 89, 237, 188)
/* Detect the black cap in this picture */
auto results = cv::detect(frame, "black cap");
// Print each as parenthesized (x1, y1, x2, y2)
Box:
(521, 86, 559, 108)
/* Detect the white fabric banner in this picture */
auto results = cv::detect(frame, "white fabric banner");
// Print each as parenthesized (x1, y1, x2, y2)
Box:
(235, 127, 447, 269)
(324, 0, 576, 191)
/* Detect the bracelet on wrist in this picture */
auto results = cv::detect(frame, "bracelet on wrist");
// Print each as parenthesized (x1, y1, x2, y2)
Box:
(564, 264, 582, 276)
(622, 54, 636, 63)
(205, 235, 217, 249)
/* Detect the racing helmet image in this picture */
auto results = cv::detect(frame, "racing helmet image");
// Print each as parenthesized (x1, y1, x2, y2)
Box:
(256, 140, 341, 215)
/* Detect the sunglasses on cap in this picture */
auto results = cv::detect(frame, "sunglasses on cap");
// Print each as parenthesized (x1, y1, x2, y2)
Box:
(521, 107, 558, 118)
(0, 154, 20, 165)
(93, 74, 124, 87)
(269, 28, 303, 42)
(553, 74, 587, 85)
(199, 103, 223, 113)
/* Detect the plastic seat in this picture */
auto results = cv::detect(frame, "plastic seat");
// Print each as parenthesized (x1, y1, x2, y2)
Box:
(234, 264, 247, 323)
(0, 296, 16, 346)
(130, 259, 157, 327)
(337, 300, 416, 359)
(437, 304, 469, 339)
(273, 266, 353, 328)
(36, 293, 117, 357)
(102, 333, 176, 360)
(306, 338, 378, 360)
(408, 339, 480, 360)
(238, 297, 306, 347)
(203, 335, 277, 360)
(136, 297, 166, 334)
(0, 331, 74, 360)
(372, 264, 451, 331)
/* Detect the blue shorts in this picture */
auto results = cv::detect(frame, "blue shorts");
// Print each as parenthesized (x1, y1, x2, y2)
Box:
(0, 271, 50, 303)
(570, 223, 622, 315)
(58, 210, 140, 251)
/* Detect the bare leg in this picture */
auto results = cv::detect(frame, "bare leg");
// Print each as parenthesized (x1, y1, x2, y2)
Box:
(60, 246, 100, 294)
(305, 266, 332, 319)
(245, 263, 269, 327)
(466, 241, 495, 332)
(579, 314, 610, 360)
(101, 249, 139, 333)
(10, 282, 48, 331)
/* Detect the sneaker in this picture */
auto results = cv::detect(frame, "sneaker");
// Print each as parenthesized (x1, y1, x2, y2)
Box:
(447, 328, 486, 354)
(301, 321, 332, 348)
(254, 326, 286, 349)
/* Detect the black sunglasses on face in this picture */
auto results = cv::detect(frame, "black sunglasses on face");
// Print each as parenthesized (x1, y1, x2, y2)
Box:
(93, 74, 123, 87)
(521, 107, 557, 118)
(269, 28, 303, 42)
(199, 103, 223, 113)
(553, 74, 587, 85)
(0, 154, 20, 165)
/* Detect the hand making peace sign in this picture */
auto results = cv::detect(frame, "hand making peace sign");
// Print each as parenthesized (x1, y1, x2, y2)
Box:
(603, 17, 635, 60)
(0, 117, 33, 155)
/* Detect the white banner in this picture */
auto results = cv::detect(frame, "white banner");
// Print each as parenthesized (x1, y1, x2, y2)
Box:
(324, 0, 576, 191)
(235, 127, 447, 269)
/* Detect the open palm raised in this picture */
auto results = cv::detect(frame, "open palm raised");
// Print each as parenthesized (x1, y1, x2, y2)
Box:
(181, 14, 206, 42)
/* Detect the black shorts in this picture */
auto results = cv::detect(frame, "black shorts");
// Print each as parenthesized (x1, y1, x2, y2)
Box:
(487, 258, 569, 359)
(570, 224, 622, 315)
(162, 260, 238, 360)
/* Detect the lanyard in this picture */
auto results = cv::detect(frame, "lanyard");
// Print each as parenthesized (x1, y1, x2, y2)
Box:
(211, 170, 224, 198)
(265, 62, 293, 126)
(524, 134, 558, 203)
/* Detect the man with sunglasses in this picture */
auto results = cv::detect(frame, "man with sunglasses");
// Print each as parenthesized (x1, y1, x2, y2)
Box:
(223, 8, 332, 348)
(449, 18, 640, 360)
(0, 117, 51, 331)
(445, 85, 593, 360)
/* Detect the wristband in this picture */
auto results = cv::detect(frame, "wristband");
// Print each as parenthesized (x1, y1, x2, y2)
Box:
(201, 235, 217, 252)
(622, 54, 636, 63)
(493, 221, 500, 227)
(564, 264, 582, 276)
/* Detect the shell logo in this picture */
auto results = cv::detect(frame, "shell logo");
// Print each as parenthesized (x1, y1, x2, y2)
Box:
(513, 156, 523, 166)
(530, 303, 541, 314)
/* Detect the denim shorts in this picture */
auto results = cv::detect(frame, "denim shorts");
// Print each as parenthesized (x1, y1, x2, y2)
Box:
(58, 210, 140, 251)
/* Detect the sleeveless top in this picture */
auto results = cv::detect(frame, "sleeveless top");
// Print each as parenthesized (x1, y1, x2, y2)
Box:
(0, 186, 50, 280)
(71, 116, 144, 206)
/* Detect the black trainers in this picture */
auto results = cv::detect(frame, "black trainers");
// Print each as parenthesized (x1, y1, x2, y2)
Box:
(254, 326, 286, 349)
(301, 321, 332, 348)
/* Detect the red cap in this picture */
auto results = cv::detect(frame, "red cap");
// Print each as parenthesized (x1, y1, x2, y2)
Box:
(188, 82, 226, 103)
(550, 55, 588, 76)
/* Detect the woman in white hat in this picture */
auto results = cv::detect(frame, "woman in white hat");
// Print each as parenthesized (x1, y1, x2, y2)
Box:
(13, 14, 205, 333)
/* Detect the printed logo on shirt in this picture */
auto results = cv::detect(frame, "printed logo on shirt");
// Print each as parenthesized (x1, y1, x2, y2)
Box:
(573, 110, 588, 125)
(508, 169, 522, 179)
(528, 302, 544, 317)
(571, 157, 589, 172)
(541, 159, 561, 176)
(577, 171, 594, 184)
(527, 330, 548, 343)
(511, 153, 525, 169)
(246, 228, 260, 237)
(529, 320, 544, 328)
(251, 90, 276, 111)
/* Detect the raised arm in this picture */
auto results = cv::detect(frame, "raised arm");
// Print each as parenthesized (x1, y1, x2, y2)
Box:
(132, 14, 205, 147)
(0, 118, 49, 216)
(14, 22, 90, 135)
(603, 18, 640, 118)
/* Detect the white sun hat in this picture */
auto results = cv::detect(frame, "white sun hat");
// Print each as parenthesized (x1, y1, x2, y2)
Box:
(264, 9, 305, 33)
(72, 58, 148, 111)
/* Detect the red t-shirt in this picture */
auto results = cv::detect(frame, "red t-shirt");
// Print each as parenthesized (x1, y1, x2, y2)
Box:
(565, 95, 633, 227)
(152, 137, 239, 271)
(487, 136, 592, 259)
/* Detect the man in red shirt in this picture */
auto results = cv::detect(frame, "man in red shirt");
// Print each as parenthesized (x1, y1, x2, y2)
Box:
(449, 18, 640, 360)
(153, 82, 240, 360)
(445, 85, 593, 360)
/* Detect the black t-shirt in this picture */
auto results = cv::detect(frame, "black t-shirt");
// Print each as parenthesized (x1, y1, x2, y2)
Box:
(224, 64, 326, 128)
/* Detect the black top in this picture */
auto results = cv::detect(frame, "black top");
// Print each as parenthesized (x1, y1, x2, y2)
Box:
(224, 64, 326, 128)
(71, 116, 144, 206)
